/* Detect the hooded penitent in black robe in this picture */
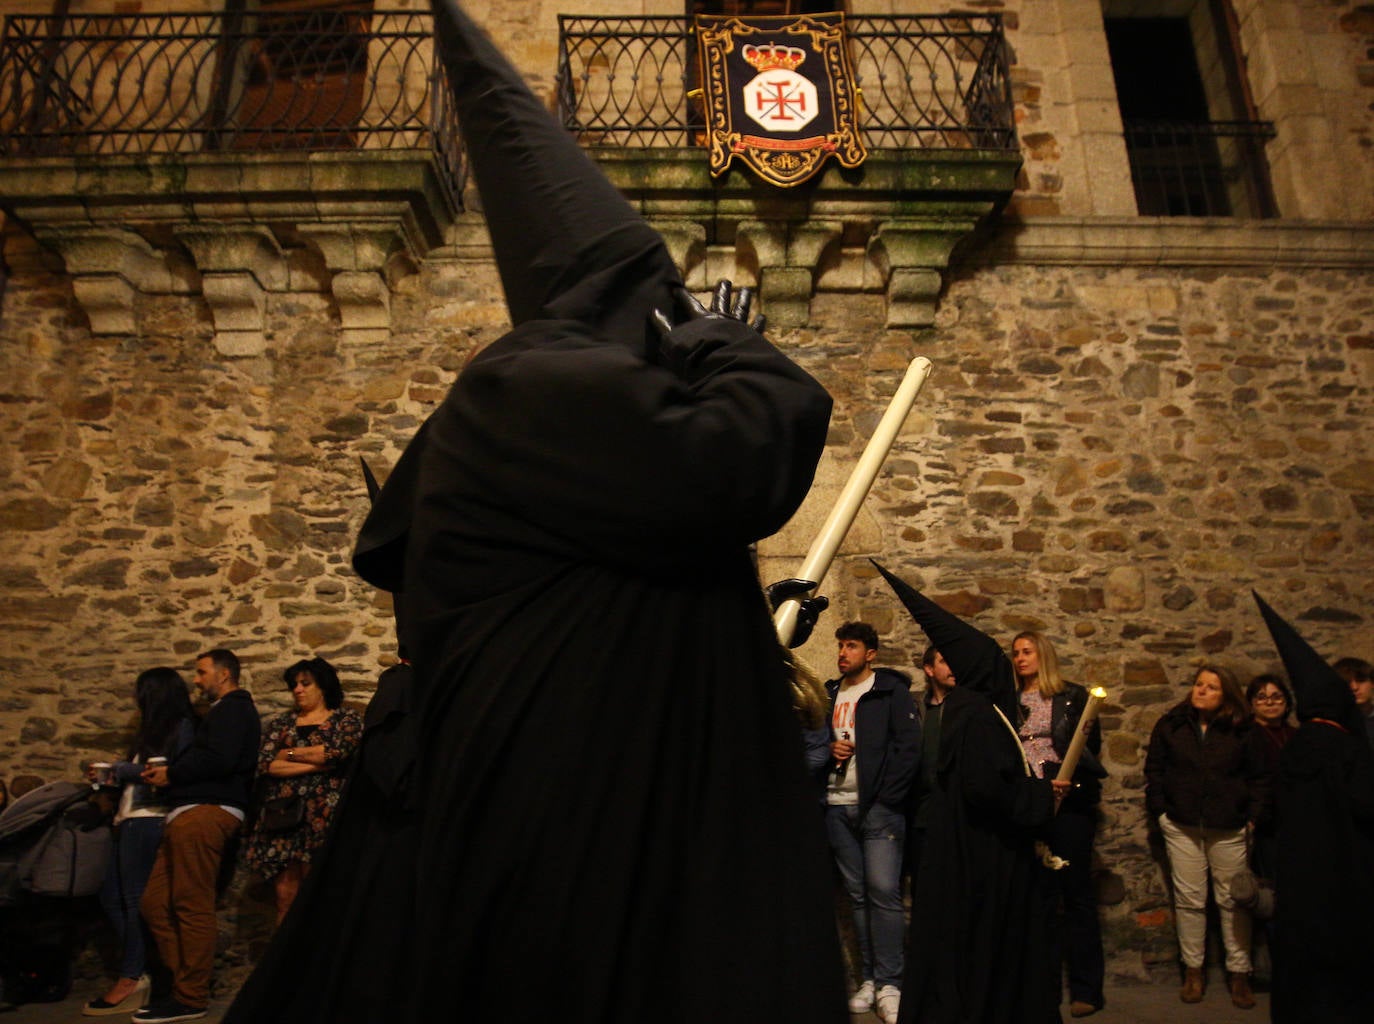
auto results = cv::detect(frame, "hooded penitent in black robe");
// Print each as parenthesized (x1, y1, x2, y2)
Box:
(1254, 594, 1374, 1024)
(875, 562, 1059, 1024)
(224, 3, 845, 1022)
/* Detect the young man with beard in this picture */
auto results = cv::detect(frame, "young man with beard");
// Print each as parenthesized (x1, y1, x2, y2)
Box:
(824, 622, 921, 1023)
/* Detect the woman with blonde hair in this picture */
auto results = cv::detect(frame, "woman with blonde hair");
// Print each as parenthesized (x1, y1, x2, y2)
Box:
(1012, 631, 1107, 1018)
(1145, 663, 1268, 1009)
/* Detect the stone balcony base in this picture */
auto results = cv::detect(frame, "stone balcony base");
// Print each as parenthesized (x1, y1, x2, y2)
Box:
(0, 151, 458, 353)
(590, 148, 1022, 328)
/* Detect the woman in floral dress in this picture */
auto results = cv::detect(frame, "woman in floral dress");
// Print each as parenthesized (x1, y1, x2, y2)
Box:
(244, 657, 363, 922)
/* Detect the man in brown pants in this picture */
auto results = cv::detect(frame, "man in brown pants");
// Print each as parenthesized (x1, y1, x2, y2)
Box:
(137, 649, 260, 1024)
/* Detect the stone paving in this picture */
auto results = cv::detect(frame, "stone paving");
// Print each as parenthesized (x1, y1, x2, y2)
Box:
(3, 971, 1271, 1024)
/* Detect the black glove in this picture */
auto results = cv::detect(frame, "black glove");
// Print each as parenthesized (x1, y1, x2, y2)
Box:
(650, 278, 767, 344)
(765, 578, 829, 648)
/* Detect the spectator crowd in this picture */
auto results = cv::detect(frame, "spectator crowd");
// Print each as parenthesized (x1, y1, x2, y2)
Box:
(2, 598, 1371, 1024)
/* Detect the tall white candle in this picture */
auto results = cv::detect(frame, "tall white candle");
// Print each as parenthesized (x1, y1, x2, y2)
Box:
(1056, 687, 1107, 783)
(774, 356, 933, 646)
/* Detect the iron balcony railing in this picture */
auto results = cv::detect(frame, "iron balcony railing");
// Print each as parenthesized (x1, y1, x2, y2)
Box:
(557, 14, 1017, 152)
(0, 8, 465, 211)
(1123, 120, 1278, 218)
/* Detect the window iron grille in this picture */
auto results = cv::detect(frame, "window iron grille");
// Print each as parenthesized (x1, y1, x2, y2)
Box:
(1123, 119, 1277, 218)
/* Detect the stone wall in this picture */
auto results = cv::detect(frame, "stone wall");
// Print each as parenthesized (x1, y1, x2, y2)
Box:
(4, 211, 1374, 971)
(770, 254, 1374, 970)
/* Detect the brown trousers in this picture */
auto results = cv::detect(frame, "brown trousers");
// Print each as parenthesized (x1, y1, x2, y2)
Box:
(140, 805, 240, 1007)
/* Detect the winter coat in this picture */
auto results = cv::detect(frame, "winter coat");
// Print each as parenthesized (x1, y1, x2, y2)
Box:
(1144, 700, 1269, 830)
(824, 668, 921, 818)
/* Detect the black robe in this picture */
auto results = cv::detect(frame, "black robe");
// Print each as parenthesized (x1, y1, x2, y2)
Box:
(899, 686, 1058, 1024)
(226, 3, 845, 1017)
(225, 302, 846, 1024)
(872, 563, 1058, 1024)
(1270, 720, 1374, 1024)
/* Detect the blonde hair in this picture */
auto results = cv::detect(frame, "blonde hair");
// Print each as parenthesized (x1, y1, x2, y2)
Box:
(784, 648, 829, 730)
(1012, 631, 1065, 698)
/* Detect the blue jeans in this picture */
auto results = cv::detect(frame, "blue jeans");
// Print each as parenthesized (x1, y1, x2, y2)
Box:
(825, 802, 905, 989)
(98, 816, 165, 979)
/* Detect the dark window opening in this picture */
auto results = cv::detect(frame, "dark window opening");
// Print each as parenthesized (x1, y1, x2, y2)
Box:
(1105, 1, 1276, 217)
(217, 0, 374, 151)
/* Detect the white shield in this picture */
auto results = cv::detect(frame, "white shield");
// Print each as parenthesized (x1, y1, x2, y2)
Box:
(742, 69, 818, 132)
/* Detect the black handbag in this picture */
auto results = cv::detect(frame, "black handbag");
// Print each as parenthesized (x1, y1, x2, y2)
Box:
(257, 794, 304, 834)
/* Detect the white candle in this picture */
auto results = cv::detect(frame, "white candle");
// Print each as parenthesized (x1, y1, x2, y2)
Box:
(774, 356, 933, 646)
(1056, 687, 1107, 782)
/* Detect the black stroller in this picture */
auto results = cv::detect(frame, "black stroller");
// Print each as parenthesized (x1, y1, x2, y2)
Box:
(0, 780, 112, 1007)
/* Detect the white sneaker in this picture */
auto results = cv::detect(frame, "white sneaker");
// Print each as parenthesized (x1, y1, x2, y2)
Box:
(875, 985, 901, 1023)
(848, 979, 875, 1013)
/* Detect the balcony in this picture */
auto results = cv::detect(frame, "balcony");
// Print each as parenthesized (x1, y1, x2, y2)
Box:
(553, 14, 1021, 325)
(0, 7, 464, 348)
(0, 9, 1022, 334)
(557, 13, 1017, 152)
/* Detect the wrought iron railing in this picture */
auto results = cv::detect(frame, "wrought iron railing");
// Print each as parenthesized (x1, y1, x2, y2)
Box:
(0, 8, 465, 211)
(557, 14, 1017, 152)
(1122, 120, 1277, 218)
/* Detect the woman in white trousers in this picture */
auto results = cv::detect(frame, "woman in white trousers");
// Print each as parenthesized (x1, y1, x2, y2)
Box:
(1145, 664, 1270, 1009)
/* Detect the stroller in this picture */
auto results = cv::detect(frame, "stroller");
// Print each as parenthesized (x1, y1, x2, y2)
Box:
(0, 780, 112, 1006)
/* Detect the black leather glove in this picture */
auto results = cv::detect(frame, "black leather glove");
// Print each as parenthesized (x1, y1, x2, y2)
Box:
(765, 578, 829, 648)
(650, 278, 767, 344)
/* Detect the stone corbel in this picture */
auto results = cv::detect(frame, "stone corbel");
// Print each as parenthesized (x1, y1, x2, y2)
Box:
(33, 227, 185, 335)
(174, 225, 291, 356)
(871, 219, 978, 328)
(736, 220, 842, 329)
(296, 221, 416, 342)
(647, 219, 707, 289)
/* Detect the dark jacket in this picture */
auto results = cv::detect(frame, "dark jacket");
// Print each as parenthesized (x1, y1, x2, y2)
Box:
(824, 668, 921, 818)
(166, 688, 261, 811)
(1144, 700, 1269, 830)
(1035, 681, 1107, 813)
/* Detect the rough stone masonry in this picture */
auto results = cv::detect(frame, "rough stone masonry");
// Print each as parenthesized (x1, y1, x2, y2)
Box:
(3, 231, 1374, 979)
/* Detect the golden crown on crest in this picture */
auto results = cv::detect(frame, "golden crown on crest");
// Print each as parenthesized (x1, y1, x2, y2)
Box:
(741, 42, 807, 73)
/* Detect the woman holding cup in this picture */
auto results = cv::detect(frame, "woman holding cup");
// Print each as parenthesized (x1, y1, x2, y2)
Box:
(82, 667, 196, 1016)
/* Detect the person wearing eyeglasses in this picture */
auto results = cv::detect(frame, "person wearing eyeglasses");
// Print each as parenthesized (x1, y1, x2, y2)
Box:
(1245, 674, 1294, 965)
(1247, 674, 1297, 779)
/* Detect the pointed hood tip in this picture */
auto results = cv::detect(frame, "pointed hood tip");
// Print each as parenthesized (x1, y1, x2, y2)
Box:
(1252, 590, 1358, 728)
(873, 559, 1018, 722)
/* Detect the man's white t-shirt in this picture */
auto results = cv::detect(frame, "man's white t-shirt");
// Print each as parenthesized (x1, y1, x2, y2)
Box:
(826, 673, 875, 806)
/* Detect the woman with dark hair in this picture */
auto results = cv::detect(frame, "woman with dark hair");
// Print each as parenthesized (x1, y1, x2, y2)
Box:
(1012, 631, 1107, 1018)
(243, 657, 362, 922)
(1243, 672, 1294, 971)
(82, 667, 196, 1017)
(1247, 673, 1296, 773)
(1145, 664, 1269, 1009)
(1246, 672, 1295, 871)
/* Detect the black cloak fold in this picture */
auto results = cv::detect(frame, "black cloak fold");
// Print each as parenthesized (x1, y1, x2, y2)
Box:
(874, 561, 1058, 1024)
(225, 3, 844, 1022)
(1253, 593, 1374, 1024)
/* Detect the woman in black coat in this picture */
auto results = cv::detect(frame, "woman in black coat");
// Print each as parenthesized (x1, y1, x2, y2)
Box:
(1012, 631, 1107, 1018)
(1145, 664, 1269, 1008)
